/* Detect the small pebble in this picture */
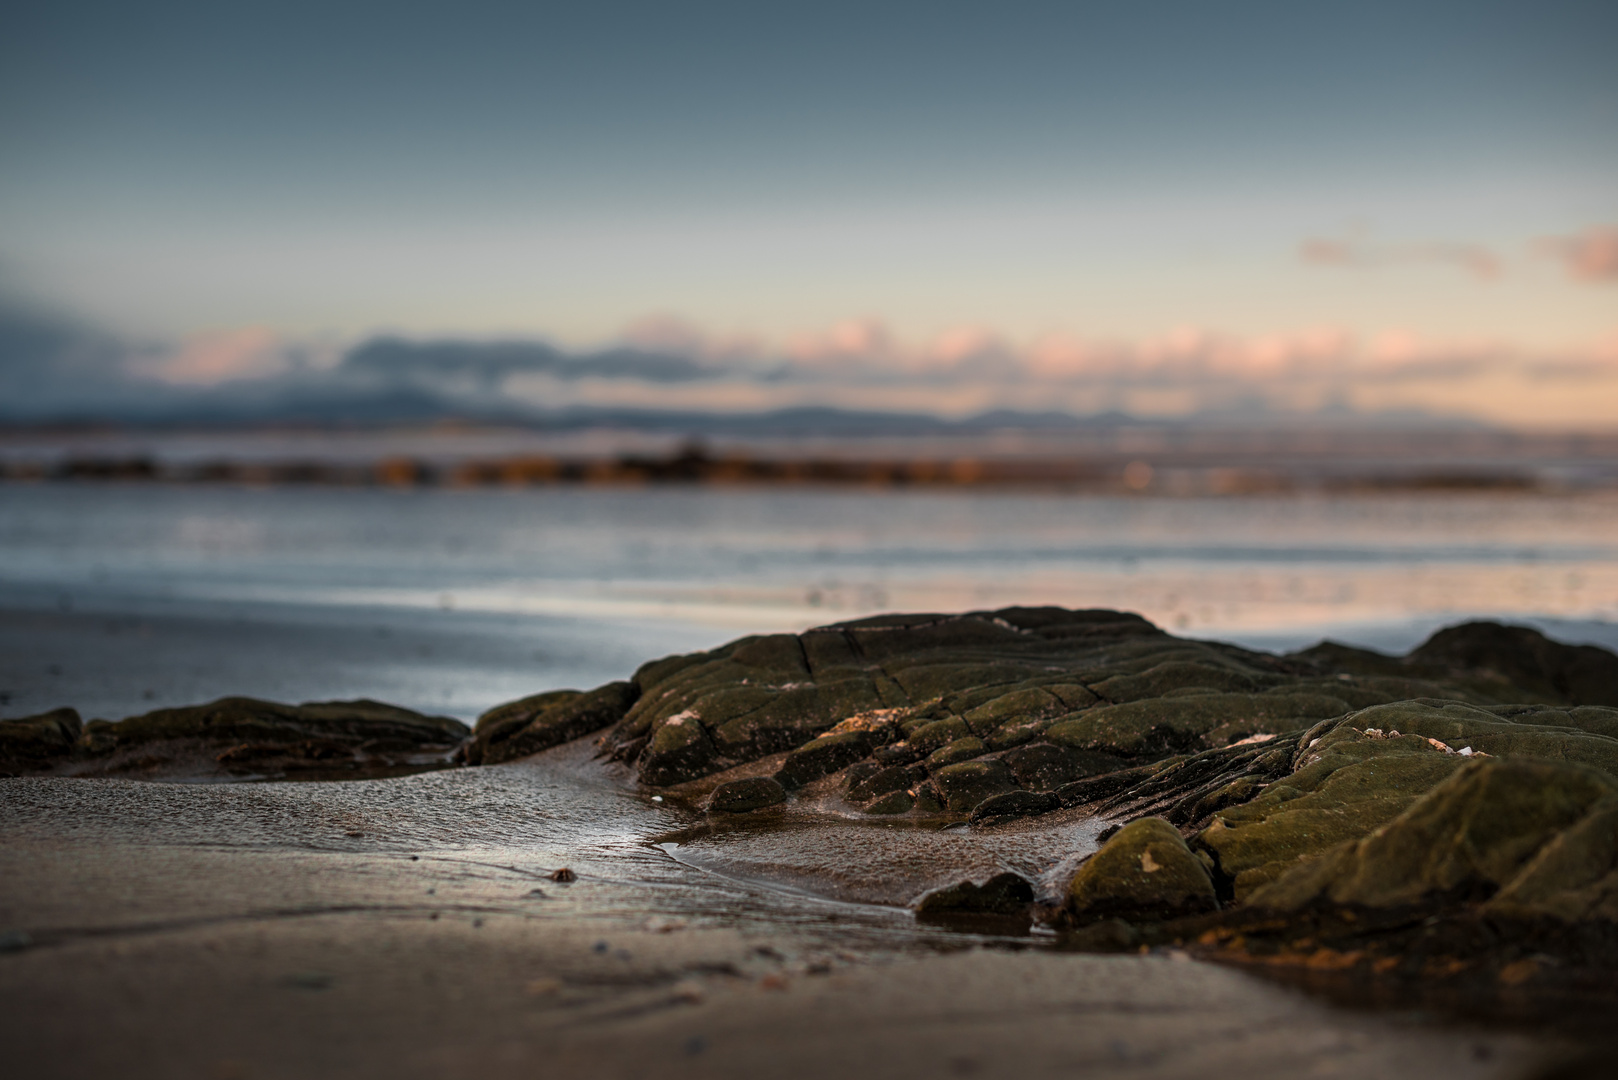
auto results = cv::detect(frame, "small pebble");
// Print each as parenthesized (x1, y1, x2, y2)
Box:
(592, 941, 609, 954)
(758, 972, 790, 991)
(550, 868, 576, 883)
(524, 977, 563, 997)
(670, 979, 705, 1004)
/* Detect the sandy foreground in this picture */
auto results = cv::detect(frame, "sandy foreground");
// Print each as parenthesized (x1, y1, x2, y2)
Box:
(0, 750, 1582, 1080)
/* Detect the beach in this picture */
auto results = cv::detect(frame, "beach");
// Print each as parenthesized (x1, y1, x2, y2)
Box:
(0, 747, 1563, 1080)
(6, 484, 1618, 1078)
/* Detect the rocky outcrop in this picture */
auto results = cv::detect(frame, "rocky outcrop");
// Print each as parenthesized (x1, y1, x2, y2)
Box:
(572, 610, 1618, 978)
(2, 697, 469, 780)
(464, 681, 638, 765)
(588, 609, 1618, 825)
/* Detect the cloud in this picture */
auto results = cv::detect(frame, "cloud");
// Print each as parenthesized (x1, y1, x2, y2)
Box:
(340, 337, 720, 386)
(1538, 226, 1618, 282)
(1299, 235, 1502, 280)
(131, 326, 299, 385)
(3, 299, 1617, 430)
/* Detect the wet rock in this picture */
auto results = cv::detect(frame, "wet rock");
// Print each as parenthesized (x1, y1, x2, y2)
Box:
(0, 707, 82, 774)
(970, 789, 1060, 826)
(1001, 742, 1124, 792)
(908, 717, 971, 754)
(865, 790, 914, 815)
(914, 871, 1035, 915)
(924, 736, 986, 769)
(40, 698, 470, 781)
(842, 761, 881, 793)
(871, 741, 923, 766)
(932, 758, 1018, 812)
(1062, 917, 1140, 951)
(640, 711, 718, 786)
(85, 697, 466, 753)
(707, 776, 788, 813)
(471, 681, 638, 765)
(849, 763, 925, 803)
(776, 729, 875, 789)
(1067, 817, 1217, 925)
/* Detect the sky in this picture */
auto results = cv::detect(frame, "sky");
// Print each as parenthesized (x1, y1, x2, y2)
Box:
(2, 1, 1616, 427)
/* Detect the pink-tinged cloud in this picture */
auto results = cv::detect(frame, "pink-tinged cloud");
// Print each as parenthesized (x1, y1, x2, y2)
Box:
(1539, 226, 1618, 282)
(131, 326, 301, 385)
(1299, 236, 1502, 280)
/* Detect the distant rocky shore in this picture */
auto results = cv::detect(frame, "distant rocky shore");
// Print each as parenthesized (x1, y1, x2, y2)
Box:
(0, 443, 1563, 493)
(7, 607, 1618, 1005)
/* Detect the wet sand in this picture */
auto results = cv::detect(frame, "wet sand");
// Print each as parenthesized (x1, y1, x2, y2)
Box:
(0, 742, 1575, 1079)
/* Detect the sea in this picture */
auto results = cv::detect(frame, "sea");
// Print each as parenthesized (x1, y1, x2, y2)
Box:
(3, 482, 1618, 723)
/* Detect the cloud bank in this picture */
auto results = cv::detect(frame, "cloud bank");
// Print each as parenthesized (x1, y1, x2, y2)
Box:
(3, 301, 1616, 431)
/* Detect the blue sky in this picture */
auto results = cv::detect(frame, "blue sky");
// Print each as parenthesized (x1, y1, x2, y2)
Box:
(2, 1, 1615, 424)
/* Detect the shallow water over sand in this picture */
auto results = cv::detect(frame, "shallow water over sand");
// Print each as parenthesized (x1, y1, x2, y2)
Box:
(4, 483, 1618, 722)
(1, 739, 1086, 952)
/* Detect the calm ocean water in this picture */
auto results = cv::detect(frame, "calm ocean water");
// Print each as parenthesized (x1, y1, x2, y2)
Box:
(4, 483, 1618, 722)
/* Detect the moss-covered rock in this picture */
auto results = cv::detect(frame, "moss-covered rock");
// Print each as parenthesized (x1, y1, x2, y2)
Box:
(970, 789, 1060, 825)
(914, 872, 1034, 915)
(706, 776, 787, 813)
(1046, 692, 1351, 757)
(586, 608, 1618, 798)
(1067, 817, 1217, 924)
(81, 696, 468, 754)
(640, 711, 718, 787)
(1000, 742, 1124, 792)
(924, 736, 986, 769)
(866, 790, 915, 815)
(932, 758, 1018, 812)
(848, 763, 925, 802)
(1197, 726, 1469, 900)
(776, 729, 874, 789)
(0, 708, 82, 774)
(1486, 794, 1618, 922)
(471, 681, 638, 765)
(1248, 758, 1618, 914)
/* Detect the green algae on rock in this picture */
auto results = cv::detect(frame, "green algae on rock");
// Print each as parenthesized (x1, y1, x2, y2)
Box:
(1067, 817, 1218, 925)
(1246, 757, 1618, 915)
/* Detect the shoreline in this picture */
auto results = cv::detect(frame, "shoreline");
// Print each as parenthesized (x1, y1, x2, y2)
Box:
(0, 755, 1582, 1080)
(8, 607, 1618, 1077)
